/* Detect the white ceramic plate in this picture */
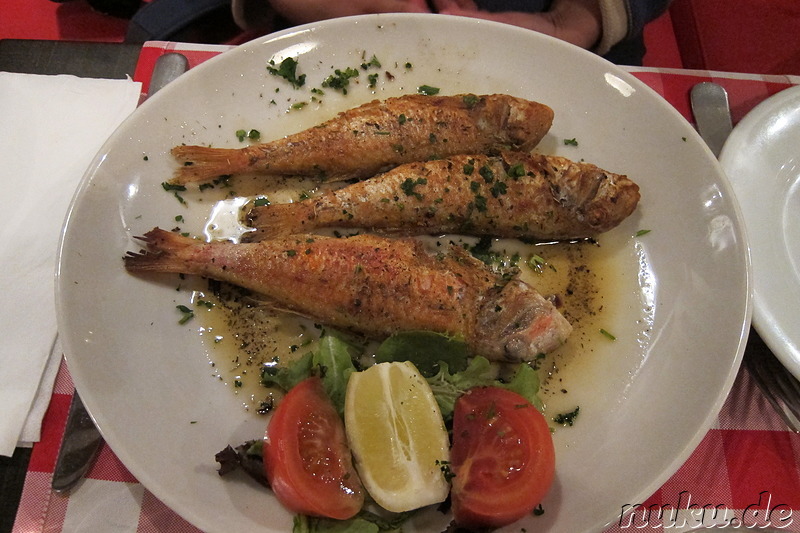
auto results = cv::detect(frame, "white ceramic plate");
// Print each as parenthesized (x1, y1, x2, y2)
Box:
(56, 14, 750, 533)
(720, 85, 800, 379)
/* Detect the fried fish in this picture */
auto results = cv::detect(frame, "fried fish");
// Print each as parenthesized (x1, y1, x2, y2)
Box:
(245, 152, 640, 241)
(124, 230, 571, 362)
(170, 94, 553, 185)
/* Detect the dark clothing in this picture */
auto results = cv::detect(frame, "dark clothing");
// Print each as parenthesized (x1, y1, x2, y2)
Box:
(474, 0, 672, 65)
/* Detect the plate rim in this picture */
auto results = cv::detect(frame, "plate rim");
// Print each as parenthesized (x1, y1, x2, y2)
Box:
(720, 83, 800, 379)
(55, 12, 753, 532)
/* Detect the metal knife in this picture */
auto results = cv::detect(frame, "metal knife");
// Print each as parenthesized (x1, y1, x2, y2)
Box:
(146, 52, 189, 97)
(51, 53, 189, 492)
(51, 391, 104, 492)
(690, 82, 733, 158)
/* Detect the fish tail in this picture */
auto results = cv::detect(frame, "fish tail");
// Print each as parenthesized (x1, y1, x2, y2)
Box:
(245, 203, 316, 241)
(123, 228, 198, 272)
(170, 145, 253, 184)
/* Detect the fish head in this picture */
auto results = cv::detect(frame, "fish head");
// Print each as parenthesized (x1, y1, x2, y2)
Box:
(472, 280, 572, 363)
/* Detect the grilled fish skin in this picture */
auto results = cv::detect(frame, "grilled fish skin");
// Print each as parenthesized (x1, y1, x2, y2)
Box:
(124, 229, 571, 362)
(170, 93, 554, 185)
(245, 152, 640, 241)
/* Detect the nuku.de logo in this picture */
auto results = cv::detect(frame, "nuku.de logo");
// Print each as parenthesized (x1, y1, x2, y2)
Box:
(618, 491, 793, 529)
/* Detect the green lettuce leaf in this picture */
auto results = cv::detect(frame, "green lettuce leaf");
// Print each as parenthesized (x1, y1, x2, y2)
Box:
(293, 508, 414, 533)
(312, 334, 360, 415)
(260, 330, 542, 421)
(426, 356, 542, 419)
(373, 330, 469, 377)
(294, 514, 379, 533)
(261, 351, 314, 391)
(260, 332, 360, 415)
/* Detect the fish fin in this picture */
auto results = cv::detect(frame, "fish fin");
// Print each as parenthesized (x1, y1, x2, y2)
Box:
(123, 228, 197, 272)
(245, 203, 316, 242)
(170, 145, 251, 184)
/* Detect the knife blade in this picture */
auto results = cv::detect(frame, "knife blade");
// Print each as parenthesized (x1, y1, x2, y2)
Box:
(51, 391, 104, 492)
(51, 52, 189, 492)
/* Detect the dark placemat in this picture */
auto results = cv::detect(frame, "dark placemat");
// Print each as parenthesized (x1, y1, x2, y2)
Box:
(0, 39, 140, 79)
(0, 447, 32, 533)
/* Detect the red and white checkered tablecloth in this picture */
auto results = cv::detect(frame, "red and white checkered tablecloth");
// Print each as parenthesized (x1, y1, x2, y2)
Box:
(12, 42, 800, 533)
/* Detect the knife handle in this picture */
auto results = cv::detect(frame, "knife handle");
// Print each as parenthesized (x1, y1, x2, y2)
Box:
(690, 82, 733, 158)
(147, 52, 189, 97)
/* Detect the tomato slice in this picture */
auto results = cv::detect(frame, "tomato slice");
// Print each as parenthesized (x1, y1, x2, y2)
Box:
(263, 376, 364, 520)
(450, 386, 555, 529)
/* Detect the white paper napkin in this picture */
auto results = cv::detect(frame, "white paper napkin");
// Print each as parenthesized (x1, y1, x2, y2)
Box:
(0, 72, 141, 457)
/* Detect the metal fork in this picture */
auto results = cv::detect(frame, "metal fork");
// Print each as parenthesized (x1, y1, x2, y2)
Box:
(691, 82, 800, 433)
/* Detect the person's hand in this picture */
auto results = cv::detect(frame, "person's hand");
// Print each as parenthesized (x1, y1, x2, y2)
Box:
(432, 0, 602, 50)
(269, 0, 432, 25)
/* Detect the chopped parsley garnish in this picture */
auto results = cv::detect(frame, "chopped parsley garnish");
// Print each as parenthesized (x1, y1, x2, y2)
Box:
(400, 177, 427, 200)
(635, 229, 651, 237)
(176, 304, 194, 325)
(507, 162, 526, 179)
(553, 406, 580, 426)
(462, 94, 480, 108)
(360, 54, 381, 70)
(162, 181, 187, 204)
(563, 137, 579, 146)
(490, 180, 507, 198)
(253, 196, 270, 207)
(236, 129, 261, 142)
(266, 57, 306, 88)
(417, 85, 440, 96)
(527, 254, 546, 273)
(322, 67, 360, 94)
(599, 328, 617, 341)
(161, 182, 186, 192)
(214, 175, 232, 187)
(479, 164, 494, 183)
(367, 73, 379, 88)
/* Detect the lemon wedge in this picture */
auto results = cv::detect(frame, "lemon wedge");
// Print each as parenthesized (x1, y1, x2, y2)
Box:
(344, 361, 450, 513)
